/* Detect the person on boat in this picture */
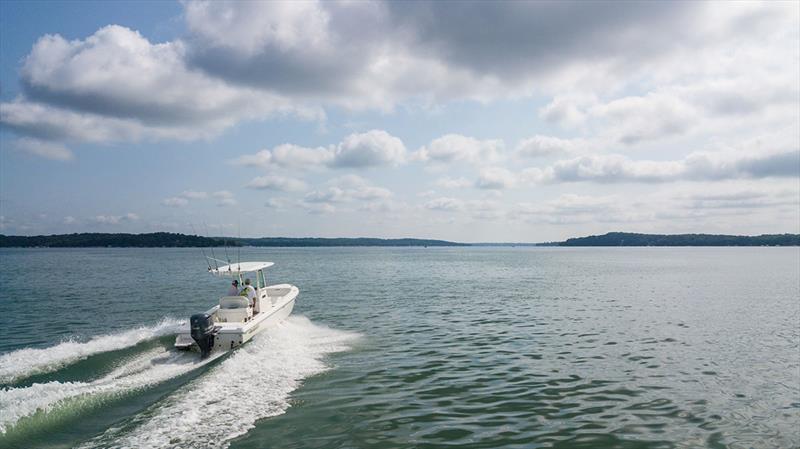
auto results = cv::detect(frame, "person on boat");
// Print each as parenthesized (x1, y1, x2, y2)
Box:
(241, 278, 257, 308)
(228, 279, 239, 296)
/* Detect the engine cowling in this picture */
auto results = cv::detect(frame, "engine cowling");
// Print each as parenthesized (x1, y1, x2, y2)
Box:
(190, 313, 218, 358)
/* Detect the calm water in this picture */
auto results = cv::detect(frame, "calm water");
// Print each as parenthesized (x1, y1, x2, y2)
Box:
(0, 247, 798, 449)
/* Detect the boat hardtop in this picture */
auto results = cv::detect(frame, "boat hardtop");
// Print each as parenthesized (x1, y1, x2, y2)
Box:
(175, 260, 299, 357)
(211, 261, 274, 274)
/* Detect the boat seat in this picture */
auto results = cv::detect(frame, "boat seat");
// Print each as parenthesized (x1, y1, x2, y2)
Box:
(220, 296, 249, 309)
(217, 296, 252, 323)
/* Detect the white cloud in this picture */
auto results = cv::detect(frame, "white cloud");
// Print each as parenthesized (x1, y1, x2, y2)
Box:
(63, 216, 76, 225)
(330, 130, 406, 168)
(232, 144, 333, 170)
(589, 92, 698, 145)
(304, 187, 347, 203)
(538, 94, 595, 127)
(1, 25, 321, 151)
(247, 175, 307, 192)
(304, 175, 392, 204)
(2, 2, 797, 166)
(12, 137, 73, 161)
(476, 167, 516, 190)
(516, 135, 582, 159)
(233, 130, 405, 170)
(300, 201, 336, 214)
(414, 134, 504, 165)
(524, 149, 799, 184)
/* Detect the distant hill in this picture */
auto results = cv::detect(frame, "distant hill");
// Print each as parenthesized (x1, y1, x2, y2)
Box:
(559, 232, 800, 246)
(0, 232, 231, 248)
(2, 231, 797, 248)
(237, 237, 467, 247)
(0, 233, 465, 248)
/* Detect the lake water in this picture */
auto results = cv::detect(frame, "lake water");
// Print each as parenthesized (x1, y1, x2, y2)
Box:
(0, 247, 798, 449)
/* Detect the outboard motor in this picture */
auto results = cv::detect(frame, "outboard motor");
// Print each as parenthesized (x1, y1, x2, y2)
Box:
(190, 313, 218, 358)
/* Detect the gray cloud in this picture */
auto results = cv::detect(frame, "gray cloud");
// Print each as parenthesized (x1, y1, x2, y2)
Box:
(386, 2, 697, 83)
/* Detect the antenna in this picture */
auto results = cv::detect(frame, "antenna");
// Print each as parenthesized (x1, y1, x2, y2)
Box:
(237, 221, 241, 272)
(191, 223, 212, 271)
(203, 222, 219, 271)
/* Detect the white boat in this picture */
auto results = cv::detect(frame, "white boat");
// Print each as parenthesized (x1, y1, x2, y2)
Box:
(175, 261, 299, 358)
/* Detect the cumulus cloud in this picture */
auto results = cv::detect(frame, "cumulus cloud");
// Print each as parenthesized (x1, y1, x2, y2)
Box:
(589, 92, 698, 145)
(1, 24, 321, 156)
(233, 130, 406, 170)
(538, 94, 595, 127)
(476, 167, 516, 190)
(330, 130, 406, 168)
(3, 1, 797, 162)
(247, 175, 307, 192)
(299, 201, 336, 214)
(516, 135, 582, 158)
(414, 134, 504, 165)
(304, 175, 392, 205)
(232, 144, 333, 170)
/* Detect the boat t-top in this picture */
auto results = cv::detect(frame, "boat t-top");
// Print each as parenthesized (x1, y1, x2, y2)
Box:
(175, 261, 299, 358)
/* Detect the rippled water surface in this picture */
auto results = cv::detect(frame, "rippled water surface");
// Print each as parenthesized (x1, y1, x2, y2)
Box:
(0, 247, 798, 448)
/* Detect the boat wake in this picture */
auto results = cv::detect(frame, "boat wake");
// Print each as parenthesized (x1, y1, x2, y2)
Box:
(82, 315, 360, 449)
(0, 318, 183, 385)
(0, 343, 224, 435)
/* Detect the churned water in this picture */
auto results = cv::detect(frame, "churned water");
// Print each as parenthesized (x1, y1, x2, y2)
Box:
(0, 247, 797, 449)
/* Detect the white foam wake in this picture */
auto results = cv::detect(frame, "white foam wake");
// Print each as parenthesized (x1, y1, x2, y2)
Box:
(0, 318, 183, 384)
(88, 315, 360, 449)
(0, 345, 223, 434)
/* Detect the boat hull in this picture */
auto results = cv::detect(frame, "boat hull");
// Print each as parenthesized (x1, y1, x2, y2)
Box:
(175, 284, 298, 354)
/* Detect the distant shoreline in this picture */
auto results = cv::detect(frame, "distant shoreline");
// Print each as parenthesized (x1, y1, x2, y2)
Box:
(1, 232, 798, 247)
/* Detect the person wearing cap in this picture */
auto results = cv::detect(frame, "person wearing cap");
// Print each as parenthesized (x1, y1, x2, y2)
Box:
(240, 278, 257, 309)
(227, 279, 240, 296)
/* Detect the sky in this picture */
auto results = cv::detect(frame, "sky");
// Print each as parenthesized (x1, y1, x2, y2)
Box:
(0, 0, 798, 242)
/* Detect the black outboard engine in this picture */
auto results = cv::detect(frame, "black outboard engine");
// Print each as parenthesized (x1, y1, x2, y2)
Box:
(190, 313, 218, 358)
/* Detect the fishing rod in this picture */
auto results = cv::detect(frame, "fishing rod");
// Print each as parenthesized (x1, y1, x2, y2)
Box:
(203, 222, 219, 271)
(223, 227, 231, 265)
(191, 223, 212, 271)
